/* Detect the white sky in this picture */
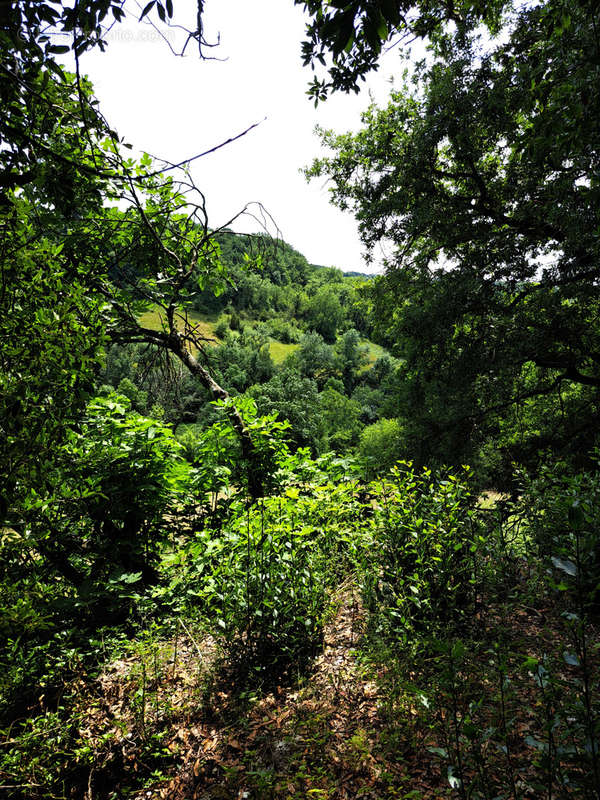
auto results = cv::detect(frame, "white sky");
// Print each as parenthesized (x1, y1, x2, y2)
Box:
(75, 0, 403, 273)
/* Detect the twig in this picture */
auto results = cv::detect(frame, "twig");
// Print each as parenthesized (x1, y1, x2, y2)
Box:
(178, 617, 204, 663)
(140, 120, 265, 179)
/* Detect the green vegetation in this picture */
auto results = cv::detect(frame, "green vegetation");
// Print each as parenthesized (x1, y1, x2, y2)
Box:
(268, 339, 299, 365)
(137, 307, 222, 344)
(360, 338, 387, 367)
(1, 1, 599, 798)
(309, 0, 600, 483)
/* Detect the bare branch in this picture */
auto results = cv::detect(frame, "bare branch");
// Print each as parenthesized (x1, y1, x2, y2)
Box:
(139, 119, 265, 179)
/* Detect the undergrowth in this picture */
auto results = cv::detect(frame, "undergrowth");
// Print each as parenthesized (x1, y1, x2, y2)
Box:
(2, 451, 599, 799)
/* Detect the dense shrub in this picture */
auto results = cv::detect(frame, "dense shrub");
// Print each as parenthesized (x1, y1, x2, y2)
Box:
(0, 395, 190, 717)
(359, 418, 405, 477)
(363, 463, 476, 641)
(165, 452, 371, 680)
(267, 317, 303, 344)
(2, 395, 189, 626)
(249, 371, 324, 451)
(519, 455, 600, 610)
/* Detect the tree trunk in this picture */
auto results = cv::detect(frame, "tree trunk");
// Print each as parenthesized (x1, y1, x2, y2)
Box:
(163, 330, 264, 500)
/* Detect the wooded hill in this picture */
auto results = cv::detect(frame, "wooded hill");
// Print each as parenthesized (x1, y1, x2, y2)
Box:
(100, 229, 396, 461)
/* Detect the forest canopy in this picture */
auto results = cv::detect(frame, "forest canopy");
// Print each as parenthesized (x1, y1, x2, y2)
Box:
(308, 0, 600, 476)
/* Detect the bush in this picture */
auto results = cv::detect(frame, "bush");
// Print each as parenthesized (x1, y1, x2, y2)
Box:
(519, 455, 600, 610)
(363, 462, 476, 642)
(359, 418, 405, 478)
(117, 377, 148, 413)
(249, 371, 324, 451)
(214, 320, 229, 340)
(267, 318, 302, 344)
(165, 452, 372, 682)
(195, 497, 329, 679)
(4, 396, 190, 622)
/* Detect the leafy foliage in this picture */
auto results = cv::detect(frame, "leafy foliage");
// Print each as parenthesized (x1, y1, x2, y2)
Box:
(308, 0, 600, 473)
(2, 2, 600, 798)
(249, 370, 324, 451)
(519, 455, 600, 611)
(166, 449, 368, 680)
(0, 209, 106, 525)
(359, 418, 405, 477)
(363, 463, 476, 640)
(297, 0, 505, 101)
(2, 395, 188, 630)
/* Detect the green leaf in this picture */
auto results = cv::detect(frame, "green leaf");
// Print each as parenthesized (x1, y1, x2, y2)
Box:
(427, 746, 448, 758)
(551, 556, 577, 576)
(46, 59, 66, 82)
(376, 17, 388, 41)
(114, 572, 142, 584)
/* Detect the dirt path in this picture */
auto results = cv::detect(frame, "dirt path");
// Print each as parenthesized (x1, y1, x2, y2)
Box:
(122, 580, 446, 800)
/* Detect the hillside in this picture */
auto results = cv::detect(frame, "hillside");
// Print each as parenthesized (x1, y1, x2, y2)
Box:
(99, 232, 397, 459)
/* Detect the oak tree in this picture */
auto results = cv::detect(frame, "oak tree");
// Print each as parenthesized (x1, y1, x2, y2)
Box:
(308, 0, 600, 470)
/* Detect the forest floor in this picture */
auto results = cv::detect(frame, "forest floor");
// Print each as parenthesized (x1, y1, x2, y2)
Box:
(10, 567, 595, 799)
(73, 581, 449, 800)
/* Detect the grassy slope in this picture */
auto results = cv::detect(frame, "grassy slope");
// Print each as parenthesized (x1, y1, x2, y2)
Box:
(360, 338, 386, 367)
(268, 340, 299, 365)
(138, 307, 221, 345)
(137, 307, 384, 368)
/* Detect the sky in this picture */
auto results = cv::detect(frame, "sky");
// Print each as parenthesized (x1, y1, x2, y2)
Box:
(76, 0, 404, 273)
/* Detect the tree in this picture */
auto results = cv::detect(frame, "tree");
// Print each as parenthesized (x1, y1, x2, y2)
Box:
(248, 371, 324, 451)
(319, 383, 362, 452)
(0, 0, 513, 508)
(291, 331, 337, 388)
(306, 285, 345, 342)
(308, 0, 600, 471)
(0, 63, 111, 522)
(212, 329, 274, 393)
(297, 0, 505, 102)
(0, 64, 272, 505)
(0, 200, 107, 521)
(1, 1, 289, 509)
(351, 384, 383, 424)
(26, 396, 187, 609)
(335, 328, 368, 393)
